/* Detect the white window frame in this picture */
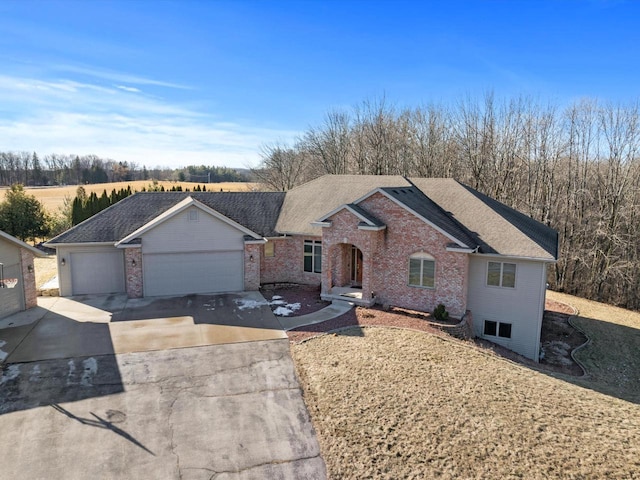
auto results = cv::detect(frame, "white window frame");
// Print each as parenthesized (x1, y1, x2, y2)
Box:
(483, 319, 512, 339)
(303, 240, 322, 273)
(408, 252, 435, 289)
(487, 261, 516, 288)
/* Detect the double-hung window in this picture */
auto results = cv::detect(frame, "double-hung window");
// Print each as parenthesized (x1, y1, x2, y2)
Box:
(304, 240, 322, 273)
(408, 253, 435, 288)
(487, 261, 516, 288)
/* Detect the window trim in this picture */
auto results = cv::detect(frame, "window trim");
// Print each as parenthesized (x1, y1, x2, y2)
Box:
(483, 319, 512, 339)
(188, 209, 199, 222)
(303, 240, 322, 274)
(486, 261, 516, 288)
(408, 252, 436, 289)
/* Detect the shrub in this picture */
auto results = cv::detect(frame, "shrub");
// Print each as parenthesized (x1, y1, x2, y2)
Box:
(433, 303, 449, 321)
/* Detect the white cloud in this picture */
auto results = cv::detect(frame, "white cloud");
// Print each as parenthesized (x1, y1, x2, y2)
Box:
(0, 74, 299, 168)
(116, 85, 141, 93)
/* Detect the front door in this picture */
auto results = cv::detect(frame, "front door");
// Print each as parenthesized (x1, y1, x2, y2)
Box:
(350, 246, 363, 287)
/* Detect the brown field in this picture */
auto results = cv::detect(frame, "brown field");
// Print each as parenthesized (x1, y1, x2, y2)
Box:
(0, 181, 258, 214)
(291, 291, 640, 479)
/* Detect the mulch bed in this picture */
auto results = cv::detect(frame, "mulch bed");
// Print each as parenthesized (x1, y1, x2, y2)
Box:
(285, 292, 586, 377)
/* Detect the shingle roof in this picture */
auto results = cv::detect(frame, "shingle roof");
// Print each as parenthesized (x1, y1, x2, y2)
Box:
(48, 176, 558, 261)
(409, 178, 558, 260)
(276, 175, 411, 235)
(47, 191, 286, 244)
(379, 186, 478, 248)
(346, 204, 385, 228)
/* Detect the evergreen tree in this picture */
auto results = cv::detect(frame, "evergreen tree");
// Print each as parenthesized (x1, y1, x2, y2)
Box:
(0, 184, 50, 241)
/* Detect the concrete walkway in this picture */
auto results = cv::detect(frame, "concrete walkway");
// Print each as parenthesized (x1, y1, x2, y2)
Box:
(277, 300, 354, 331)
(0, 292, 286, 364)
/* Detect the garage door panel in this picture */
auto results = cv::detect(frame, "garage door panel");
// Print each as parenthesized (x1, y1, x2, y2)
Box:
(71, 251, 125, 295)
(0, 263, 24, 319)
(144, 251, 243, 297)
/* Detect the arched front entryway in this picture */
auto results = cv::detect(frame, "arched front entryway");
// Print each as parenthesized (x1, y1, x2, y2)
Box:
(322, 243, 373, 306)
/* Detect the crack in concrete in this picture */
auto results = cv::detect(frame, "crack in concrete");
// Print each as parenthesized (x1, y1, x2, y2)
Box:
(206, 454, 324, 480)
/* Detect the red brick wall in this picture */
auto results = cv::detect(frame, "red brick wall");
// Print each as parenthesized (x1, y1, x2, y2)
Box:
(322, 193, 468, 317)
(19, 248, 37, 309)
(321, 210, 382, 303)
(124, 248, 143, 298)
(244, 243, 261, 290)
(260, 236, 322, 286)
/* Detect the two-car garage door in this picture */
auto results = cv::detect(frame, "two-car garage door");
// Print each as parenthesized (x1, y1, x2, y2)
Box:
(143, 251, 243, 297)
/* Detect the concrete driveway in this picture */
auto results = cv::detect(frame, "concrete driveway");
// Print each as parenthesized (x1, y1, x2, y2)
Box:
(0, 293, 326, 479)
(0, 292, 287, 363)
(0, 340, 326, 479)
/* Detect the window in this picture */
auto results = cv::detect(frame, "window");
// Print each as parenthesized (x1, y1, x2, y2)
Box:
(408, 253, 435, 288)
(483, 320, 512, 339)
(487, 261, 516, 288)
(304, 240, 322, 273)
(188, 209, 199, 222)
(264, 242, 275, 257)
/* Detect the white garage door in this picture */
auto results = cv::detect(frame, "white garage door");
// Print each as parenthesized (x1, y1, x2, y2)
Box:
(70, 251, 125, 295)
(143, 251, 243, 297)
(0, 263, 24, 319)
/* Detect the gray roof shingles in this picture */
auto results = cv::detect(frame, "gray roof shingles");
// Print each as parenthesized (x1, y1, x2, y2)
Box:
(48, 192, 286, 244)
(48, 176, 558, 261)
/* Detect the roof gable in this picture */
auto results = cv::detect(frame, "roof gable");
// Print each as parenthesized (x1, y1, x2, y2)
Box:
(47, 191, 286, 245)
(115, 197, 262, 246)
(409, 178, 558, 260)
(314, 203, 386, 230)
(276, 175, 411, 235)
(0, 230, 46, 257)
(355, 187, 476, 248)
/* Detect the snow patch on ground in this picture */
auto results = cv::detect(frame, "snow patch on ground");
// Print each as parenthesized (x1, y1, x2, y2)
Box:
(1, 364, 20, 385)
(67, 359, 76, 386)
(81, 357, 98, 387)
(234, 299, 269, 310)
(273, 303, 301, 316)
(234, 296, 303, 316)
(0, 340, 8, 362)
(29, 364, 41, 382)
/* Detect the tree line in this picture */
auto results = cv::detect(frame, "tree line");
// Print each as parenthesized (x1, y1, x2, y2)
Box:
(253, 94, 640, 311)
(0, 152, 249, 186)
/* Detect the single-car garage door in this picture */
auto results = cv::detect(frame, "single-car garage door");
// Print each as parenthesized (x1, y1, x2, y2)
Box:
(143, 251, 243, 297)
(71, 251, 125, 295)
(0, 262, 24, 319)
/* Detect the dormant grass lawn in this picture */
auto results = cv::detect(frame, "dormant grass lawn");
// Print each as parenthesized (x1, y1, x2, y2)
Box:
(33, 255, 58, 288)
(0, 181, 257, 214)
(292, 292, 640, 479)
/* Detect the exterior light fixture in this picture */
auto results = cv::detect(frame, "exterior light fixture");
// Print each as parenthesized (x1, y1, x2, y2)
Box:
(28, 264, 34, 273)
(61, 258, 66, 266)
(249, 254, 254, 262)
(132, 258, 137, 267)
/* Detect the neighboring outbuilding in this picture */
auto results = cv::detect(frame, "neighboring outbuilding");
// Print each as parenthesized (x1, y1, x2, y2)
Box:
(0, 230, 45, 319)
(46, 175, 558, 361)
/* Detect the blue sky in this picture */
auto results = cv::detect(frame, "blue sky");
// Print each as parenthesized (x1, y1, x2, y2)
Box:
(1, 0, 638, 169)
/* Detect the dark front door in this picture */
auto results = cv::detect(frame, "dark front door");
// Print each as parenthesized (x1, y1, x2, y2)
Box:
(350, 246, 363, 286)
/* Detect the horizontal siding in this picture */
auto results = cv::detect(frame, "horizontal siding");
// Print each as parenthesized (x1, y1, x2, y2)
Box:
(467, 256, 545, 360)
(141, 207, 244, 254)
(0, 239, 20, 265)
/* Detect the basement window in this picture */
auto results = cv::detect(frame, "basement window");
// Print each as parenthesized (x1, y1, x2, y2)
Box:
(484, 320, 512, 339)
